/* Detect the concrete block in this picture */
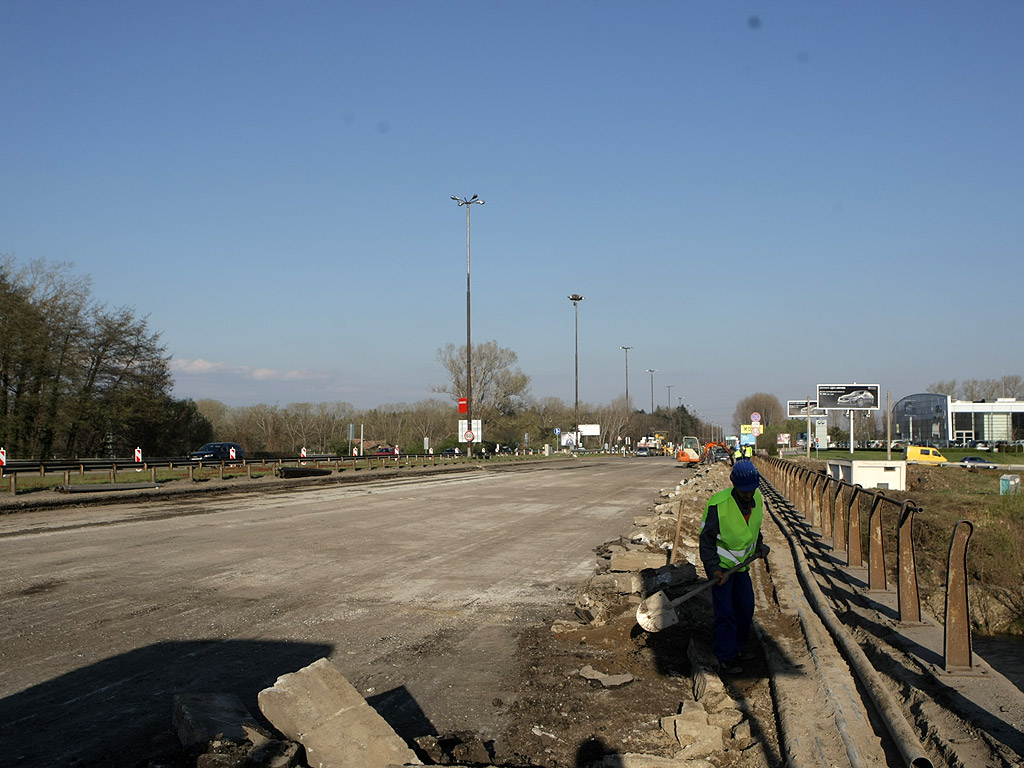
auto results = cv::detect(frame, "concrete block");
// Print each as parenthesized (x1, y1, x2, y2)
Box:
(667, 720, 723, 756)
(258, 658, 420, 768)
(173, 693, 252, 747)
(708, 708, 744, 730)
(609, 551, 668, 572)
(590, 572, 634, 593)
(632, 561, 698, 597)
(600, 754, 714, 767)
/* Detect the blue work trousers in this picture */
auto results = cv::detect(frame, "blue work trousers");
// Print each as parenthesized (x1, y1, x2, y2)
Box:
(711, 569, 754, 664)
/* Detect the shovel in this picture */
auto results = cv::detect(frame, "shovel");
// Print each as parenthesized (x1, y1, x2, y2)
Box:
(635, 549, 766, 632)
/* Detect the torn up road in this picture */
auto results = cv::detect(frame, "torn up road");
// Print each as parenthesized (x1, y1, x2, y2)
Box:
(2, 457, 1021, 767)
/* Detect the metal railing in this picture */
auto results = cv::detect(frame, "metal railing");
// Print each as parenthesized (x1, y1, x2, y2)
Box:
(757, 455, 974, 673)
(0, 451, 545, 496)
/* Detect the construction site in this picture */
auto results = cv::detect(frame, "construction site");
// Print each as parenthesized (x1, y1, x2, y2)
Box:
(1, 455, 1022, 768)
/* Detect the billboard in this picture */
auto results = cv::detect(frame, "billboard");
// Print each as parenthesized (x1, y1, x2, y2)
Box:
(816, 384, 880, 411)
(787, 399, 828, 419)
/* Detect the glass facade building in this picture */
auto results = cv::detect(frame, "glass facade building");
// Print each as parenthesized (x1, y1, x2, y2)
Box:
(891, 393, 1024, 447)
(892, 393, 949, 446)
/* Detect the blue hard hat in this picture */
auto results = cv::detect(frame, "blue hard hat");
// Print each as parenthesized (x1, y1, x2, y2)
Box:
(730, 460, 760, 491)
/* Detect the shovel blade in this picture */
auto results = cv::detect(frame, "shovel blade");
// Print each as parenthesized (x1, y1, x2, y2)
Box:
(635, 590, 680, 632)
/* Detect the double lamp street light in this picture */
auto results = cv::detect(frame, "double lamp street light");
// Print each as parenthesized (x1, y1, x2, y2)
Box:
(451, 195, 484, 458)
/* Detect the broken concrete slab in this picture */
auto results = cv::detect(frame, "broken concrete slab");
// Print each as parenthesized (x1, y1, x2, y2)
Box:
(173, 693, 253, 747)
(590, 571, 635, 593)
(596, 755, 715, 767)
(579, 665, 634, 688)
(257, 657, 421, 768)
(609, 551, 668, 572)
(632, 561, 698, 597)
(660, 715, 723, 756)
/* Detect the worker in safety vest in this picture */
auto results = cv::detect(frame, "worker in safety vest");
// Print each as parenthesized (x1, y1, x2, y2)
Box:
(731, 445, 742, 465)
(743, 444, 753, 459)
(699, 460, 769, 674)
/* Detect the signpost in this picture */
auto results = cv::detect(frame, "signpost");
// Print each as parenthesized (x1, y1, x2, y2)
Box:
(458, 420, 482, 443)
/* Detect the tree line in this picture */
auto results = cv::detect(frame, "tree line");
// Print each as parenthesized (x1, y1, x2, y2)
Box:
(194, 394, 712, 457)
(0, 256, 212, 459)
(1, 256, 716, 459)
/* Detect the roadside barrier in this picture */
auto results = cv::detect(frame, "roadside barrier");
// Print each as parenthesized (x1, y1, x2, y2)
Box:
(757, 455, 974, 674)
(0, 451, 546, 496)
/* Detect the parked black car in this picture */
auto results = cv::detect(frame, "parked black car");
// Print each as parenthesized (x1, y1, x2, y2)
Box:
(189, 442, 246, 461)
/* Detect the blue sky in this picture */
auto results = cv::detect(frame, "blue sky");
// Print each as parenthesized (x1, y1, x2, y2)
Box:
(3, 2, 1021, 430)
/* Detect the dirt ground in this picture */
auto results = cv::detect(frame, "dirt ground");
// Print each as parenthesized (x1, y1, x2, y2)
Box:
(484, 592, 777, 768)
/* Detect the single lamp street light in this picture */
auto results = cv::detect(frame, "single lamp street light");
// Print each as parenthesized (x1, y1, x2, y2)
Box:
(619, 346, 632, 405)
(451, 195, 484, 458)
(646, 369, 658, 414)
(569, 294, 584, 451)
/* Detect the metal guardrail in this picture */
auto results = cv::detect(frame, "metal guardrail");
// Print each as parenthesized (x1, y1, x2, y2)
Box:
(0, 451, 544, 495)
(758, 455, 974, 674)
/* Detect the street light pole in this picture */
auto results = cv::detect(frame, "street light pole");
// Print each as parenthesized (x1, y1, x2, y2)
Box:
(569, 294, 584, 451)
(619, 346, 632, 405)
(667, 385, 673, 411)
(451, 195, 484, 458)
(646, 369, 657, 414)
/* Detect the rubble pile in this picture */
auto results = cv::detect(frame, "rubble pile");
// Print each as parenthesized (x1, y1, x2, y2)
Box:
(167, 461, 759, 768)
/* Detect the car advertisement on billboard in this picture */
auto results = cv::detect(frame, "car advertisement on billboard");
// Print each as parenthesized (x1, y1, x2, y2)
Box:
(816, 384, 880, 411)
(787, 399, 828, 419)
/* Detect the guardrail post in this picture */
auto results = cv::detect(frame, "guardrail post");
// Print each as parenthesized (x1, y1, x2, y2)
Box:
(150, 467, 156, 483)
(824, 481, 840, 539)
(897, 501, 922, 623)
(9, 473, 16, 495)
(944, 520, 975, 670)
(867, 493, 887, 590)
(219, 462, 225, 480)
(247, 464, 253, 479)
(833, 484, 848, 554)
(809, 473, 823, 527)
(110, 466, 116, 483)
(847, 485, 863, 567)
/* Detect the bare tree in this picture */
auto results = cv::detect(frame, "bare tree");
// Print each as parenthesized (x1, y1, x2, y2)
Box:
(732, 393, 785, 432)
(406, 398, 453, 449)
(928, 380, 958, 397)
(435, 341, 531, 421)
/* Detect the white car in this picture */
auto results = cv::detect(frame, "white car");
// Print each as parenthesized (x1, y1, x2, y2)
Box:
(837, 390, 875, 408)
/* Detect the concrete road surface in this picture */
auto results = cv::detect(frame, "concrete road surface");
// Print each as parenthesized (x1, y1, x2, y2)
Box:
(0, 456, 686, 766)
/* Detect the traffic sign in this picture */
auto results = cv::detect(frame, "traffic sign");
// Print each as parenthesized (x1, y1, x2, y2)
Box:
(134, 447, 142, 462)
(751, 412, 761, 422)
(751, 425, 762, 436)
(1, 447, 7, 466)
(554, 428, 561, 435)
(464, 430, 475, 442)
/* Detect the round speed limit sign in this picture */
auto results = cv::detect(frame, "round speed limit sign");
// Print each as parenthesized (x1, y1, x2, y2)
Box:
(464, 430, 475, 442)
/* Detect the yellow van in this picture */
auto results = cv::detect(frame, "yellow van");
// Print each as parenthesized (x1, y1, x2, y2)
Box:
(906, 446, 948, 464)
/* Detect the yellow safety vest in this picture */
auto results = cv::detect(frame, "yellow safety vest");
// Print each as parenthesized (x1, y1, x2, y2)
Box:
(700, 487, 763, 570)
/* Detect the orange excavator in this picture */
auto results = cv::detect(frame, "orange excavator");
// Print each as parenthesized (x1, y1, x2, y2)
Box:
(675, 436, 702, 465)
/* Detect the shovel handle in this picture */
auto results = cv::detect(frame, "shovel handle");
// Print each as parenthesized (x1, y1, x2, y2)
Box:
(662, 549, 765, 611)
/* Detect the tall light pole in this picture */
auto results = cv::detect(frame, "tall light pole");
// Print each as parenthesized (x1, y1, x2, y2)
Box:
(619, 346, 632, 405)
(569, 294, 584, 451)
(646, 369, 657, 414)
(667, 384, 673, 411)
(451, 195, 484, 458)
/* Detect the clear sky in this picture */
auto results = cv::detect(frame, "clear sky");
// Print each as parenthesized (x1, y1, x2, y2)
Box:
(3, 2, 1021, 430)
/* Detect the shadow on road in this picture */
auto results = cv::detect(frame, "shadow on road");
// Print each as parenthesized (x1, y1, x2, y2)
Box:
(0, 638, 333, 767)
